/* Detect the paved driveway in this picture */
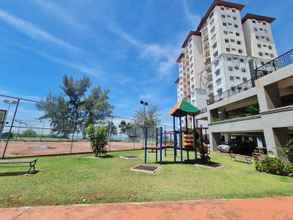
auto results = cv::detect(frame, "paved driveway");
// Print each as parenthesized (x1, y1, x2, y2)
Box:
(1, 197, 293, 220)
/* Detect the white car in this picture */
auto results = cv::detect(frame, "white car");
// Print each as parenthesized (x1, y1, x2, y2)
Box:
(217, 144, 231, 153)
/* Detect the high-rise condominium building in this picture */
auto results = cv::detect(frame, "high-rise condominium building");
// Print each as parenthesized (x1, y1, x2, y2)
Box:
(176, 0, 278, 109)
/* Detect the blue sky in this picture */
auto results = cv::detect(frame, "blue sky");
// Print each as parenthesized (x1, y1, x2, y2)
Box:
(0, 0, 292, 124)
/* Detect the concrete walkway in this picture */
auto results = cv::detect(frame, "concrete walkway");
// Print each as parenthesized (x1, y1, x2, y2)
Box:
(1, 197, 293, 220)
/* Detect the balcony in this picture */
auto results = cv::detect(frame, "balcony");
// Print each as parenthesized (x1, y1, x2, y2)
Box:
(208, 49, 293, 105)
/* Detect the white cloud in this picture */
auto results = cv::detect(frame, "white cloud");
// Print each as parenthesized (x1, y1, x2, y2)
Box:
(32, 50, 102, 78)
(182, 0, 200, 27)
(31, 0, 91, 33)
(108, 24, 178, 78)
(0, 8, 82, 53)
(10, 43, 102, 78)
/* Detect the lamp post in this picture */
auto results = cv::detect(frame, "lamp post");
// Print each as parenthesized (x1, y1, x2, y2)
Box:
(140, 100, 148, 164)
(140, 100, 149, 127)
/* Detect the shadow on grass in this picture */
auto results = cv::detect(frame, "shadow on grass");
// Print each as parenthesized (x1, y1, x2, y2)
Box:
(158, 160, 223, 168)
(0, 170, 39, 177)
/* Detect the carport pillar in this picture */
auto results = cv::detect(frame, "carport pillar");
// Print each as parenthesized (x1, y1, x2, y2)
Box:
(264, 127, 288, 156)
(209, 132, 221, 151)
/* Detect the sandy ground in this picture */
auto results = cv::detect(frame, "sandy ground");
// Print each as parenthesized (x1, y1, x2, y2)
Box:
(0, 197, 293, 220)
(0, 140, 145, 157)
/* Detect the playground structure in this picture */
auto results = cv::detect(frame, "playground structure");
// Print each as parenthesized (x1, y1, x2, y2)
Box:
(144, 100, 210, 164)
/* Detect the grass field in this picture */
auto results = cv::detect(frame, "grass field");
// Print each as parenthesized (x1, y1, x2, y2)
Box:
(0, 150, 293, 207)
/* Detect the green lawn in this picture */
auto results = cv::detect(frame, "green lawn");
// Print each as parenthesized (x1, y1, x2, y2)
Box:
(0, 150, 293, 207)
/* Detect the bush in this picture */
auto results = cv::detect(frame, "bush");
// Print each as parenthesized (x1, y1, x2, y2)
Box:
(284, 164, 293, 177)
(255, 156, 287, 176)
(21, 129, 38, 137)
(86, 124, 108, 157)
(283, 139, 293, 163)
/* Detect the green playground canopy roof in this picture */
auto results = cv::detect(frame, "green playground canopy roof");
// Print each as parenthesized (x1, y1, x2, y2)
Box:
(170, 100, 200, 117)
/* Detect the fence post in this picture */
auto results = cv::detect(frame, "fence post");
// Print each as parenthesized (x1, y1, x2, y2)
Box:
(155, 127, 158, 162)
(2, 98, 20, 159)
(160, 127, 163, 164)
(144, 127, 148, 164)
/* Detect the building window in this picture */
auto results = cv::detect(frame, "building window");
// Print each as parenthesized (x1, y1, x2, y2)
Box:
(236, 32, 240, 36)
(257, 44, 261, 48)
(224, 30, 228, 35)
(225, 39, 229, 43)
(240, 58, 244, 63)
(243, 77, 248, 82)
(238, 49, 243, 54)
(233, 16, 237, 20)
(217, 88, 223, 96)
(230, 76, 234, 81)
(232, 9, 236, 13)
(227, 57, 232, 61)
(228, 66, 233, 71)
(234, 24, 239, 28)
(223, 22, 227, 26)
(216, 78, 222, 85)
(235, 66, 239, 70)
(226, 48, 231, 52)
(259, 52, 263, 57)
(268, 45, 273, 50)
(222, 15, 226, 18)
(241, 68, 246, 73)
(213, 51, 218, 57)
(215, 69, 221, 76)
(212, 42, 217, 49)
(237, 40, 241, 45)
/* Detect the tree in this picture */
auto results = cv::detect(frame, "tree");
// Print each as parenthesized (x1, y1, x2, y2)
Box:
(107, 121, 117, 136)
(37, 75, 113, 138)
(21, 129, 37, 137)
(119, 120, 132, 134)
(134, 104, 160, 128)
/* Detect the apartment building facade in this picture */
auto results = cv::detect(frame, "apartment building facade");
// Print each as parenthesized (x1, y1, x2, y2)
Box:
(176, 0, 278, 111)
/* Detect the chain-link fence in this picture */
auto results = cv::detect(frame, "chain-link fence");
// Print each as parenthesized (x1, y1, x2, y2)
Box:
(0, 94, 172, 158)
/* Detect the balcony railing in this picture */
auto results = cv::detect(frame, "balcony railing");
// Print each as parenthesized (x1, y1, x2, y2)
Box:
(207, 80, 254, 105)
(208, 49, 293, 105)
(254, 49, 293, 80)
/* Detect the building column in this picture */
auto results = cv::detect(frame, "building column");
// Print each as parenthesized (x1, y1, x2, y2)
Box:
(263, 127, 288, 155)
(257, 81, 281, 112)
(209, 132, 221, 151)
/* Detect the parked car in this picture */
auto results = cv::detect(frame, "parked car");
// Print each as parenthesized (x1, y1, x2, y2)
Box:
(217, 144, 231, 153)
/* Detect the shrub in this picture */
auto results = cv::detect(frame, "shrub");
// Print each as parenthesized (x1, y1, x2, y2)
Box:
(255, 156, 286, 176)
(284, 164, 293, 177)
(21, 129, 38, 137)
(86, 124, 108, 157)
(283, 139, 293, 163)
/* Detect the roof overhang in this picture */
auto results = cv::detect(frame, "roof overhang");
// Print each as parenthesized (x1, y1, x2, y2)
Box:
(242, 13, 276, 24)
(181, 31, 201, 48)
(196, 0, 245, 32)
(176, 53, 185, 63)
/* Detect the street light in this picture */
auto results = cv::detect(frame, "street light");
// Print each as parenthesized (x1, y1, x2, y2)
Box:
(140, 100, 149, 164)
(140, 100, 148, 126)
